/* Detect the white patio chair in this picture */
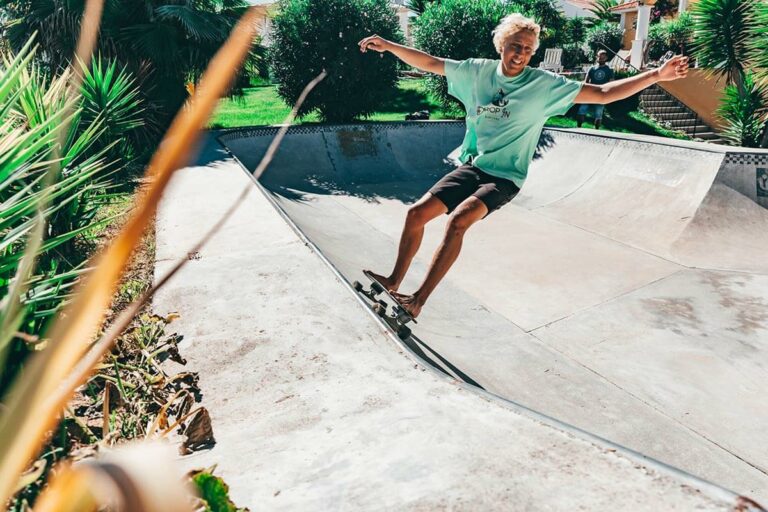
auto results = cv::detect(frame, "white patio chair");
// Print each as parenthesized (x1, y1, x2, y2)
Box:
(609, 50, 631, 71)
(538, 48, 563, 73)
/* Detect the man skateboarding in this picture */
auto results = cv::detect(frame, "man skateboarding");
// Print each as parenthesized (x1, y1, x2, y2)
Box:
(358, 13, 689, 318)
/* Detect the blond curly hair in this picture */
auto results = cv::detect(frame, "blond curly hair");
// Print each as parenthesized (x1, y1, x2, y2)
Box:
(492, 13, 541, 53)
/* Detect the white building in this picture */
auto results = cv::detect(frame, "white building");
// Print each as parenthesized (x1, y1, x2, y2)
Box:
(556, 0, 598, 18)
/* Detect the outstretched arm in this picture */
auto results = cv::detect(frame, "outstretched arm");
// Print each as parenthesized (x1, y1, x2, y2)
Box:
(574, 56, 689, 105)
(359, 35, 446, 76)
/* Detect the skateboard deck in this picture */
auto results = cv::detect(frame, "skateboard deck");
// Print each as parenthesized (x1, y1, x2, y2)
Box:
(353, 270, 416, 340)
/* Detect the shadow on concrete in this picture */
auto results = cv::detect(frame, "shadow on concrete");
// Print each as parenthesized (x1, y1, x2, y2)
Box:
(405, 334, 486, 390)
(260, 129, 559, 205)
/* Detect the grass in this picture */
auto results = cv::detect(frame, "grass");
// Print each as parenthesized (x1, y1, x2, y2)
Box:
(208, 78, 688, 141)
(208, 78, 457, 128)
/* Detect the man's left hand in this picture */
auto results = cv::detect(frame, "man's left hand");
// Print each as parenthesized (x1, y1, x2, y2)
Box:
(657, 55, 690, 81)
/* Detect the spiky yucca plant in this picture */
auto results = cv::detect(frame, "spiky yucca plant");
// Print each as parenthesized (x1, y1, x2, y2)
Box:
(0, 44, 144, 393)
(691, 0, 756, 93)
(717, 73, 768, 147)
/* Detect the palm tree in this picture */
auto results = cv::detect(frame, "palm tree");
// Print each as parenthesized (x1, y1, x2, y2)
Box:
(406, 0, 437, 15)
(691, 0, 768, 147)
(750, 0, 768, 147)
(3, 0, 263, 126)
(691, 0, 755, 95)
(587, 0, 620, 27)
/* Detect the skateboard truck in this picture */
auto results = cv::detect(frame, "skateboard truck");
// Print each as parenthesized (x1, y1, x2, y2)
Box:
(353, 274, 416, 341)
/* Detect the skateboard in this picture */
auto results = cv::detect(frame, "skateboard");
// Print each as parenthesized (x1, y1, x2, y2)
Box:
(353, 270, 416, 341)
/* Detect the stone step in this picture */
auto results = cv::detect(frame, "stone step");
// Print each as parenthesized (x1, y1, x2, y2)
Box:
(640, 87, 724, 142)
(644, 110, 694, 120)
(641, 93, 670, 101)
(691, 132, 721, 140)
(666, 119, 709, 129)
(642, 99, 684, 108)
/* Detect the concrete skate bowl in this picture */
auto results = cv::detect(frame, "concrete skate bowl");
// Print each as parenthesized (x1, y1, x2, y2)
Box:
(219, 122, 768, 503)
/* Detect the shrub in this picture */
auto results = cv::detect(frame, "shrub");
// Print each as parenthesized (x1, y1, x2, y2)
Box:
(269, 0, 403, 122)
(717, 73, 768, 147)
(665, 12, 695, 54)
(561, 43, 590, 69)
(563, 17, 588, 46)
(648, 12, 694, 61)
(648, 23, 669, 61)
(585, 22, 624, 60)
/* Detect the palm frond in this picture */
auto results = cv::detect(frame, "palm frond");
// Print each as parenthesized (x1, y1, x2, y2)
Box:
(155, 4, 229, 42)
(748, 0, 768, 86)
(716, 72, 768, 147)
(691, 0, 757, 89)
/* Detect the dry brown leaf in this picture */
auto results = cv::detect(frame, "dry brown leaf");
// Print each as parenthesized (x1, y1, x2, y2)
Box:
(180, 408, 215, 455)
(13, 459, 46, 494)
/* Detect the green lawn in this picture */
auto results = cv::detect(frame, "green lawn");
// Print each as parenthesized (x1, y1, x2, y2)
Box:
(208, 78, 686, 141)
(207, 79, 456, 128)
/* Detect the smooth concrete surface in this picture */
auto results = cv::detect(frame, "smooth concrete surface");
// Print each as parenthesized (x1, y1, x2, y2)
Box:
(153, 136, 753, 510)
(219, 122, 768, 503)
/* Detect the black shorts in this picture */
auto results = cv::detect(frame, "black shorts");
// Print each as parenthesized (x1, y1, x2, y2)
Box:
(429, 164, 520, 216)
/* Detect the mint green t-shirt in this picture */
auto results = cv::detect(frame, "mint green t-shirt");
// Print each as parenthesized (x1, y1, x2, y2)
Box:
(445, 58, 583, 187)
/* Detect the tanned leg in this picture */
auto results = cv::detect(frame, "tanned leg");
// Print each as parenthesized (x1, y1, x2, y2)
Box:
(366, 193, 447, 292)
(394, 196, 487, 317)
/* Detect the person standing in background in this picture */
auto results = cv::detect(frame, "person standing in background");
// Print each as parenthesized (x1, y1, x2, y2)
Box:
(577, 50, 614, 129)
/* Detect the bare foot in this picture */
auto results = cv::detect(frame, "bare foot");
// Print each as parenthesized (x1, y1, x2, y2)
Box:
(391, 292, 425, 318)
(365, 270, 398, 293)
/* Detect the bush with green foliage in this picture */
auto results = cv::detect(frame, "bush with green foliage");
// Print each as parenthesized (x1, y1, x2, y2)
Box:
(561, 43, 590, 69)
(269, 0, 403, 122)
(585, 22, 624, 60)
(563, 17, 588, 46)
(647, 24, 669, 61)
(648, 12, 694, 61)
(406, 0, 439, 15)
(717, 73, 768, 147)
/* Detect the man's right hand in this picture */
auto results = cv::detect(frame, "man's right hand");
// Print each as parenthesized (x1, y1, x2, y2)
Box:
(359, 35, 391, 53)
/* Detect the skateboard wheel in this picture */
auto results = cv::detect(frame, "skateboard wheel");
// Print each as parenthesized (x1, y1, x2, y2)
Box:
(397, 325, 412, 340)
(370, 281, 384, 295)
(395, 311, 411, 324)
(372, 303, 386, 317)
(353, 281, 363, 292)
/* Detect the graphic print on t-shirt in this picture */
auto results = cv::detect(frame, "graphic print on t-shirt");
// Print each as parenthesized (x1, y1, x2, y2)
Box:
(593, 68, 608, 82)
(491, 88, 509, 107)
(478, 88, 511, 120)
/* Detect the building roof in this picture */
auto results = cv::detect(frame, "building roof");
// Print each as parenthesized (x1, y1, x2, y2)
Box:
(611, 0, 639, 11)
(563, 0, 598, 10)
